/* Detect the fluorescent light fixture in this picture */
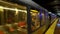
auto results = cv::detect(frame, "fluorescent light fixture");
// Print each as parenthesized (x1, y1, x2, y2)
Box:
(57, 13, 60, 16)
(0, 6, 4, 11)
(57, 24, 60, 27)
(48, 12, 51, 14)
(0, 6, 27, 13)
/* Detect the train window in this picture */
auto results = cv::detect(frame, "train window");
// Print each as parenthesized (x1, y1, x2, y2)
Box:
(4, 9, 16, 24)
(30, 10, 40, 31)
(45, 12, 50, 26)
(14, 10, 27, 34)
(0, 5, 27, 34)
(41, 11, 46, 26)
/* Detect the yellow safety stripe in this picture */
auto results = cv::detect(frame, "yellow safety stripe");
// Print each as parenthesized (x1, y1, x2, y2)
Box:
(45, 19, 58, 34)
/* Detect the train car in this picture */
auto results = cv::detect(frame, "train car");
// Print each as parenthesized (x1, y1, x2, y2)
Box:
(0, 0, 57, 34)
(51, 13, 57, 23)
(48, 12, 57, 24)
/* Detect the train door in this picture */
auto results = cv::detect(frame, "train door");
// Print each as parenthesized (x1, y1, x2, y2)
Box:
(50, 14, 52, 23)
(0, 6, 4, 25)
(30, 9, 40, 31)
(48, 14, 51, 24)
(29, 8, 41, 34)
(0, 6, 6, 34)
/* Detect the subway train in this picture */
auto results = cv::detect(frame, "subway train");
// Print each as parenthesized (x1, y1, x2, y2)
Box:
(0, 0, 57, 34)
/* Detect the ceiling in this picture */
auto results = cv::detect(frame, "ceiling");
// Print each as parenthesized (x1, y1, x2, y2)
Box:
(1, 0, 60, 15)
(32, 0, 57, 14)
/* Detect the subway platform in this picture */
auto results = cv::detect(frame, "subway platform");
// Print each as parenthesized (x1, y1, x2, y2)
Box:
(45, 18, 60, 34)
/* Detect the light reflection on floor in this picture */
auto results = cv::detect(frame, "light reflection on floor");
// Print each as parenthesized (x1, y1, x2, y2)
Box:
(57, 24, 60, 27)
